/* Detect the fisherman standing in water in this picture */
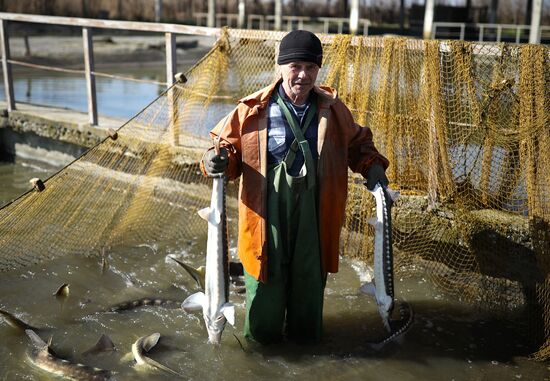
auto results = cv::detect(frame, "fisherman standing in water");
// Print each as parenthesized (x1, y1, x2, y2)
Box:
(201, 30, 389, 344)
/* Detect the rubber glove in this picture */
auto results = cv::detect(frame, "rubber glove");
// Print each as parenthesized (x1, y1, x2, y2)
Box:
(203, 147, 228, 177)
(364, 163, 388, 190)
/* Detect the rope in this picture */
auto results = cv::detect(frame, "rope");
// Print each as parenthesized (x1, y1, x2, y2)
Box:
(7, 59, 167, 86)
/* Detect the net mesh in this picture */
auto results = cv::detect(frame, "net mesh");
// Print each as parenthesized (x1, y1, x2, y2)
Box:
(0, 29, 548, 359)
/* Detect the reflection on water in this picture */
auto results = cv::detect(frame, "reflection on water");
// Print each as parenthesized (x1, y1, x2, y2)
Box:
(1, 67, 166, 120)
(0, 157, 61, 208)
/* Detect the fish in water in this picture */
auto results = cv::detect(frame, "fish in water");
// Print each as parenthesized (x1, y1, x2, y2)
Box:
(182, 174, 235, 344)
(100, 247, 109, 274)
(131, 332, 182, 377)
(107, 297, 183, 312)
(53, 283, 70, 299)
(169, 256, 206, 290)
(361, 182, 413, 341)
(82, 334, 116, 356)
(170, 255, 245, 293)
(372, 300, 414, 346)
(0, 308, 40, 332)
(25, 329, 112, 381)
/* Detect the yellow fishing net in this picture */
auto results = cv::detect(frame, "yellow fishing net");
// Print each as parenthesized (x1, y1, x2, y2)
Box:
(0, 29, 548, 359)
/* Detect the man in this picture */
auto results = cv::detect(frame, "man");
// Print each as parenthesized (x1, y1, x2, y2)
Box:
(201, 30, 389, 344)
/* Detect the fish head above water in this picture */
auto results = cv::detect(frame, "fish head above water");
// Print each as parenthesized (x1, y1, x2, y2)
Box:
(183, 292, 235, 345)
(204, 303, 235, 344)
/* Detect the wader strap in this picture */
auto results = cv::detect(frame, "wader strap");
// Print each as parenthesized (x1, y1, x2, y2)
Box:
(274, 92, 317, 189)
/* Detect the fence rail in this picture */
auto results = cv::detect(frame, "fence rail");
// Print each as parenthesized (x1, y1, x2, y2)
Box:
(194, 13, 371, 35)
(0, 12, 220, 125)
(1, 12, 547, 126)
(432, 21, 550, 42)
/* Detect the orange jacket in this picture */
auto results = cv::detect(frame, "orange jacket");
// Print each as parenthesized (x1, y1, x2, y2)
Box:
(201, 80, 389, 282)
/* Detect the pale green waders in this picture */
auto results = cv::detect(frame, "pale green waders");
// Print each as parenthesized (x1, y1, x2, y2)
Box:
(244, 93, 326, 344)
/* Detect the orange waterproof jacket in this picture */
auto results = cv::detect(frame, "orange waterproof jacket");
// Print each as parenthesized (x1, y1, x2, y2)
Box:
(201, 80, 389, 282)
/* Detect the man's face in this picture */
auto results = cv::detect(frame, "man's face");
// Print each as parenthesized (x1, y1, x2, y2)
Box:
(279, 61, 320, 104)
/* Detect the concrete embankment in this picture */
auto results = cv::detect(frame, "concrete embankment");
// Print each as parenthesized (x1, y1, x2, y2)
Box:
(0, 101, 122, 164)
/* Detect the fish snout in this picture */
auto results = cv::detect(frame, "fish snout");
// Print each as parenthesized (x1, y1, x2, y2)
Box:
(207, 330, 223, 345)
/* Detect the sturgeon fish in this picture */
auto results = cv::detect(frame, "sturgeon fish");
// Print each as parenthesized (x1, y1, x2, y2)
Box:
(0, 308, 40, 332)
(131, 332, 182, 377)
(361, 183, 413, 341)
(25, 329, 112, 381)
(107, 297, 182, 312)
(182, 174, 235, 344)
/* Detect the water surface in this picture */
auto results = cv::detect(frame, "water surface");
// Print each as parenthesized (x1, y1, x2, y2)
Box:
(0, 69, 547, 381)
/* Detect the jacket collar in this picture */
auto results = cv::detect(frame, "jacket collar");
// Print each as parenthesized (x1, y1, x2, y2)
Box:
(239, 79, 339, 110)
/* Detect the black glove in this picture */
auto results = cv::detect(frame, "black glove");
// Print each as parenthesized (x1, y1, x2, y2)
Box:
(203, 147, 228, 177)
(364, 163, 388, 191)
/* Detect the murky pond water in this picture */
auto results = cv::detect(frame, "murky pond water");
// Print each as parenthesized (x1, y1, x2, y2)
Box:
(1, 62, 548, 380)
(1, 160, 549, 381)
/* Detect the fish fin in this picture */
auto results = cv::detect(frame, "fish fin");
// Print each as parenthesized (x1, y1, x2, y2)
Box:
(141, 333, 161, 353)
(25, 329, 48, 349)
(360, 282, 376, 296)
(385, 187, 400, 202)
(142, 356, 183, 377)
(181, 292, 206, 312)
(53, 283, 70, 298)
(221, 303, 235, 326)
(367, 217, 379, 226)
(120, 351, 134, 363)
(169, 256, 206, 289)
(0, 308, 33, 331)
(82, 334, 116, 356)
(198, 207, 222, 225)
(197, 207, 211, 221)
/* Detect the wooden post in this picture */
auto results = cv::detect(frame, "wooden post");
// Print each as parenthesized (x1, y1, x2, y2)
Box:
(0, 19, 15, 111)
(165, 32, 176, 87)
(82, 27, 98, 125)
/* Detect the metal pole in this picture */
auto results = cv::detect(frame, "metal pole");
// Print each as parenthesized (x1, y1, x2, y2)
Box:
(488, 0, 498, 24)
(165, 32, 179, 146)
(207, 0, 216, 28)
(350, 0, 359, 35)
(529, 0, 542, 44)
(238, 0, 246, 29)
(0, 19, 15, 111)
(274, 0, 283, 31)
(165, 32, 176, 87)
(423, 0, 435, 39)
(82, 27, 97, 126)
(154, 0, 162, 23)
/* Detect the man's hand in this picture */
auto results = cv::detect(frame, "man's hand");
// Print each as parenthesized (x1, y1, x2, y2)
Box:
(365, 163, 388, 190)
(203, 147, 228, 177)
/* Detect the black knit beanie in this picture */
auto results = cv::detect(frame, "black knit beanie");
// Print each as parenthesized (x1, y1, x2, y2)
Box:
(277, 30, 323, 68)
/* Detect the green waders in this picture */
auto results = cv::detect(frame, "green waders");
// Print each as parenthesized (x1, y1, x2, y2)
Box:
(244, 93, 326, 344)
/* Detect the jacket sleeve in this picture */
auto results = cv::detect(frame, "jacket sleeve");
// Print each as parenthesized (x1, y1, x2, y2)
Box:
(199, 106, 243, 180)
(341, 103, 389, 177)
